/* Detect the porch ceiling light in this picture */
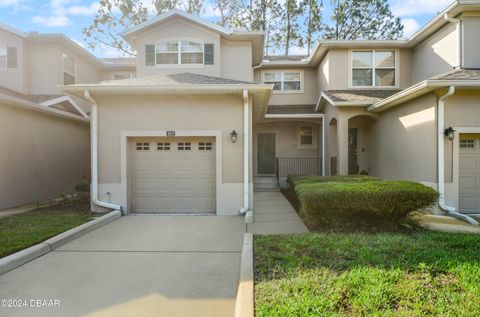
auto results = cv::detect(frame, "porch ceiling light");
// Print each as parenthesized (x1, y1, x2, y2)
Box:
(445, 127, 455, 140)
(230, 130, 238, 143)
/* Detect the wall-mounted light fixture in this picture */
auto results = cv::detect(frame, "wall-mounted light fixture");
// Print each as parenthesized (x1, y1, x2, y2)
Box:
(444, 127, 455, 140)
(230, 130, 238, 143)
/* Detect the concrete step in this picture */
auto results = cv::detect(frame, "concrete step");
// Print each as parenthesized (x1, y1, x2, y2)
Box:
(254, 178, 279, 190)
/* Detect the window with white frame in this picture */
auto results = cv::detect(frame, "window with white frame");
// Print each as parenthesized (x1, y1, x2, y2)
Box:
(263, 71, 302, 92)
(0, 44, 6, 71)
(63, 53, 75, 85)
(156, 40, 204, 65)
(298, 126, 314, 147)
(351, 50, 396, 87)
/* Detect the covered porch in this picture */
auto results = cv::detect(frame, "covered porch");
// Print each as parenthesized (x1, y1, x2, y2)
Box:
(252, 104, 325, 189)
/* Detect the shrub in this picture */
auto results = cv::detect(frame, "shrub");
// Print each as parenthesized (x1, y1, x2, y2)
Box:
(287, 175, 380, 188)
(295, 180, 438, 227)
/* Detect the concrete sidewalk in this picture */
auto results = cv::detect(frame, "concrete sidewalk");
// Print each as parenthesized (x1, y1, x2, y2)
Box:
(0, 215, 245, 317)
(248, 191, 309, 234)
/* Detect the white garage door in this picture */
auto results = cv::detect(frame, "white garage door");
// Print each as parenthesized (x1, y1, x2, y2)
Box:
(459, 134, 480, 213)
(132, 137, 216, 213)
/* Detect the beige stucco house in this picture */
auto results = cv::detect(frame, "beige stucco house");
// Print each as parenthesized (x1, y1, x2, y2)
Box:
(0, 23, 135, 209)
(2, 1, 480, 223)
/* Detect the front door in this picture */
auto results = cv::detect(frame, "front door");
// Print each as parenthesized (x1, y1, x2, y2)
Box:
(257, 133, 276, 175)
(348, 128, 359, 174)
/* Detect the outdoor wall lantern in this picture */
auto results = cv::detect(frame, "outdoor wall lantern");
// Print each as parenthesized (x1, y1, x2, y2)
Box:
(445, 127, 455, 140)
(230, 130, 238, 143)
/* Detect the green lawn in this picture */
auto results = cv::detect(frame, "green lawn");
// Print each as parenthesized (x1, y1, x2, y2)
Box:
(0, 198, 95, 258)
(255, 232, 480, 316)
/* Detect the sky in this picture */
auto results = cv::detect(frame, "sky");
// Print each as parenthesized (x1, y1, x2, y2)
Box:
(0, 0, 456, 57)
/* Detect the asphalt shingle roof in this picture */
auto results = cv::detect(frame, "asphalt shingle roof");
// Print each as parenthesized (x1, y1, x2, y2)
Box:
(266, 104, 318, 114)
(432, 68, 480, 81)
(323, 89, 401, 103)
(99, 73, 256, 86)
(0, 85, 61, 103)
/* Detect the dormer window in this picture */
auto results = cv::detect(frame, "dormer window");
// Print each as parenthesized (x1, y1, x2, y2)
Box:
(155, 40, 204, 65)
(351, 50, 396, 88)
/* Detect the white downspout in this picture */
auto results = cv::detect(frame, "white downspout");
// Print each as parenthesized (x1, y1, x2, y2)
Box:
(444, 14, 462, 68)
(438, 86, 478, 225)
(240, 89, 253, 223)
(322, 116, 326, 176)
(84, 90, 123, 214)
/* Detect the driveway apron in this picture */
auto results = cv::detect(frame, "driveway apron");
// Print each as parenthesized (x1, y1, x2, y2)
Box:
(0, 215, 246, 317)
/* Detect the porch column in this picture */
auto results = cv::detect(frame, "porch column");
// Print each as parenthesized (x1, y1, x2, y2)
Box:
(337, 116, 349, 175)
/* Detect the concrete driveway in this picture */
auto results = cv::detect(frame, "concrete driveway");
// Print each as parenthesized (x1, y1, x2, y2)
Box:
(0, 215, 246, 317)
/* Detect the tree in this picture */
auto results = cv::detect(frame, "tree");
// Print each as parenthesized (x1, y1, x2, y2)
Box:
(230, 0, 283, 55)
(152, 0, 204, 15)
(212, 0, 243, 27)
(83, 0, 149, 56)
(84, 0, 205, 56)
(324, 0, 403, 40)
(303, 0, 323, 55)
(276, 0, 304, 55)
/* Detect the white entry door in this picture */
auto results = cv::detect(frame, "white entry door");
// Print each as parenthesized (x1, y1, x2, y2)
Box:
(132, 137, 215, 213)
(459, 134, 480, 213)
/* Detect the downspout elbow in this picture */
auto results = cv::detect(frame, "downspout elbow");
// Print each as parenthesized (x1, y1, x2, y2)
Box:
(437, 86, 478, 225)
(84, 90, 123, 215)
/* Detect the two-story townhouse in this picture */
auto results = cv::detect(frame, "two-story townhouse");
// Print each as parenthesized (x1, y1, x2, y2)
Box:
(52, 1, 480, 224)
(0, 24, 135, 209)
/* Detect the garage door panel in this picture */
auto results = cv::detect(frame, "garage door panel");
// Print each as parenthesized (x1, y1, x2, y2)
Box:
(132, 137, 215, 213)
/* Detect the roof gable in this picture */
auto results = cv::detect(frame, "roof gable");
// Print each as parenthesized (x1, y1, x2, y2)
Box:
(122, 9, 233, 42)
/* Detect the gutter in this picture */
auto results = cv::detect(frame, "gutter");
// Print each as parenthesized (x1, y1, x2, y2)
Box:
(240, 89, 253, 223)
(437, 86, 478, 225)
(84, 90, 123, 214)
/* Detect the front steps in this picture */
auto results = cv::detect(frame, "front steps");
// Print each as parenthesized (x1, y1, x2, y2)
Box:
(254, 177, 280, 191)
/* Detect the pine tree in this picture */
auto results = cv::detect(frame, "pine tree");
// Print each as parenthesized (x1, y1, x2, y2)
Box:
(325, 0, 403, 40)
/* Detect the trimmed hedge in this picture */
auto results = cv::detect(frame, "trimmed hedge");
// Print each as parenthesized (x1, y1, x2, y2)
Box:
(287, 175, 380, 188)
(294, 180, 438, 227)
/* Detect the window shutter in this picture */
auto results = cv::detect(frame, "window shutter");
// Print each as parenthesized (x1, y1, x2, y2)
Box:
(7, 47, 17, 68)
(145, 44, 155, 66)
(204, 43, 214, 65)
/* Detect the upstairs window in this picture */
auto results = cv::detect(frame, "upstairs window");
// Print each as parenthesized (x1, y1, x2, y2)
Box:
(63, 53, 75, 85)
(154, 40, 205, 65)
(263, 71, 303, 92)
(351, 50, 396, 87)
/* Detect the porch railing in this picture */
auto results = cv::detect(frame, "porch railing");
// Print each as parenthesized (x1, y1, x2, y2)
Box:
(275, 157, 322, 184)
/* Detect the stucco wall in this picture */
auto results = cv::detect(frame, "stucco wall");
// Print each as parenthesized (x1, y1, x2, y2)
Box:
(411, 23, 457, 83)
(27, 43, 102, 95)
(0, 103, 90, 210)
(95, 93, 252, 215)
(0, 29, 25, 93)
(368, 93, 437, 182)
(462, 16, 480, 68)
(221, 39, 253, 82)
